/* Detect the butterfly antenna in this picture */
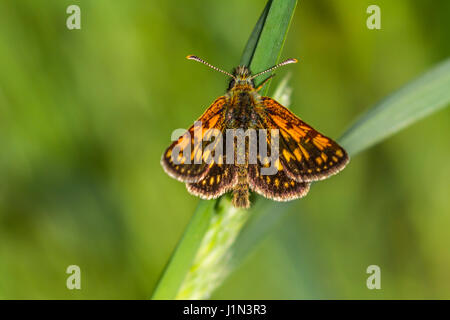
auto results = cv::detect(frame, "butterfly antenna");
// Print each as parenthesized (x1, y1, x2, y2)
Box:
(187, 55, 236, 79)
(249, 58, 298, 80)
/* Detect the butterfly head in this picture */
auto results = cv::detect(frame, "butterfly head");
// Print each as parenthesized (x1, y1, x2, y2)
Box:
(228, 66, 254, 90)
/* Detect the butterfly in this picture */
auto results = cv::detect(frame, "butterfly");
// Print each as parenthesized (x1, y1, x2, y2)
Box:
(161, 55, 349, 208)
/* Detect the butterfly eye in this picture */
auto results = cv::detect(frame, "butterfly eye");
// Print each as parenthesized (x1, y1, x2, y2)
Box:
(227, 78, 236, 91)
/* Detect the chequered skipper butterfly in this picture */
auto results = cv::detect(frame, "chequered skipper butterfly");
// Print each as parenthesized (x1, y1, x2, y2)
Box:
(161, 55, 349, 208)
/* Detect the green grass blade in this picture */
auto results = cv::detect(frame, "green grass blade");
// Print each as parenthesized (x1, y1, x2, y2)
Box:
(151, 0, 298, 300)
(175, 196, 249, 299)
(245, 0, 297, 95)
(151, 200, 216, 299)
(340, 58, 450, 156)
(239, 0, 271, 67)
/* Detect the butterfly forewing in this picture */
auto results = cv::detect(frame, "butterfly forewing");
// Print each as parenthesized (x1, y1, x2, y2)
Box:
(161, 96, 228, 183)
(259, 97, 349, 182)
(186, 124, 240, 199)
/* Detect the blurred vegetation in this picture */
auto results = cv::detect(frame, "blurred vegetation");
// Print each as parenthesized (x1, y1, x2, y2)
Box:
(0, 0, 449, 299)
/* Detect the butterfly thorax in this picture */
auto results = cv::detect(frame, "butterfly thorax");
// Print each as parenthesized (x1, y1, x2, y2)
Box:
(225, 66, 262, 129)
(225, 90, 260, 129)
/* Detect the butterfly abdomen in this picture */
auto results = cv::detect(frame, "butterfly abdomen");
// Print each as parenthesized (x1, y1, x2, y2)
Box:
(232, 165, 250, 208)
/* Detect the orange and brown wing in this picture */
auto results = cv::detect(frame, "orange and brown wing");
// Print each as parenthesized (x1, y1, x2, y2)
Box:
(185, 121, 238, 199)
(258, 96, 349, 182)
(248, 162, 310, 201)
(161, 96, 228, 183)
(186, 162, 237, 200)
(247, 113, 310, 202)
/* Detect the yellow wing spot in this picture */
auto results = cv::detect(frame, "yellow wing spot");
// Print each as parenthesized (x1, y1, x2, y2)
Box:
(324, 165, 328, 169)
(203, 129, 212, 140)
(299, 145, 309, 160)
(187, 169, 191, 174)
(293, 148, 302, 161)
(180, 167, 185, 173)
(193, 145, 202, 163)
(281, 130, 291, 141)
(290, 180, 295, 186)
(312, 139, 324, 151)
(284, 182, 289, 188)
(293, 126, 308, 139)
(217, 155, 223, 164)
(266, 176, 271, 184)
(202, 149, 211, 162)
(282, 149, 294, 162)
(216, 175, 221, 183)
(166, 149, 172, 158)
(224, 170, 228, 177)
(274, 159, 283, 171)
(204, 127, 221, 141)
(308, 169, 312, 173)
(335, 149, 344, 158)
(329, 162, 333, 166)
(178, 135, 190, 150)
(315, 157, 323, 165)
(209, 177, 214, 185)
(274, 178, 280, 187)
(175, 165, 179, 170)
(206, 114, 220, 129)
(321, 153, 328, 162)
(316, 168, 321, 172)
(332, 156, 339, 162)
(202, 180, 207, 185)
(314, 135, 332, 148)
(271, 116, 289, 130)
(299, 125, 311, 132)
(261, 156, 270, 166)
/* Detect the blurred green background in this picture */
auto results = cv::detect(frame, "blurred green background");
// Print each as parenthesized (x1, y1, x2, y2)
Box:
(0, 0, 449, 299)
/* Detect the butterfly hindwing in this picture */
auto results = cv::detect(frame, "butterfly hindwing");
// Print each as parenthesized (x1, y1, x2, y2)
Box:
(187, 163, 237, 200)
(248, 163, 310, 201)
(186, 128, 239, 199)
(245, 127, 310, 201)
(259, 96, 349, 182)
(161, 96, 228, 183)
